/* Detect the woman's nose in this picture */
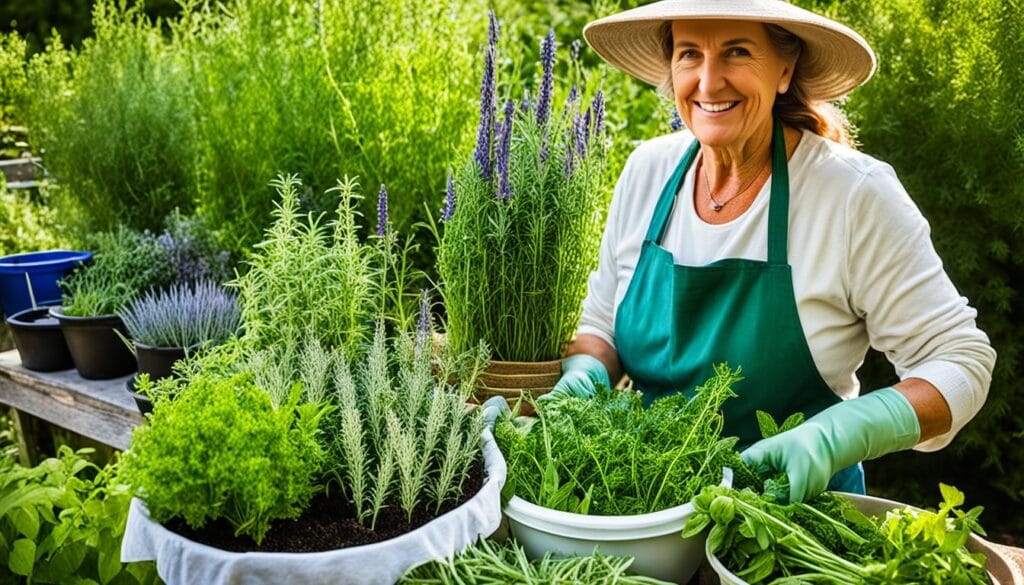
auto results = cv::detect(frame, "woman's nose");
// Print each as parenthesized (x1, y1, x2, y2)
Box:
(698, 58, 727, 94)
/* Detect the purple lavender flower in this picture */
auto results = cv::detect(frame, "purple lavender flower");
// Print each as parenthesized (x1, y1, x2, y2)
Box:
(570, 39, 582, 63)
(441, 173, 456, 222)
(496, 99, 515, 201)
(474, 11, 500, 180)
(568, 83, 578, 105)
(573, 111, 588, 159)
(376, 184, 388, 236)
(536, 29, 555, 127)
(592, 90, 605, 136)
(417, 289, 431, 339)
(670, 109, 684, 132)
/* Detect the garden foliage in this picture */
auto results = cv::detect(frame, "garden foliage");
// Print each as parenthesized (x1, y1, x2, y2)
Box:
(19, 0, 196, 239)
(496, 364, 743, 515)
(0, 178, 65, 257)
(324, 320, 487, 527)
(59, 225, 175, 317)
(687, 483, 989, 584)
(399, 537, 672, 584)
(0, 446, 158, 584)
(230, 174, 378, 360)
(122, 372, 329, 544)
(437, 15, 608, 362)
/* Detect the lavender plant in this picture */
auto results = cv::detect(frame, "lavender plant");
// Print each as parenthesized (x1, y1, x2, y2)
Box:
(157, 211, 232, 285)
(118, 280, 241, 349)
(436, 19, 608, 362)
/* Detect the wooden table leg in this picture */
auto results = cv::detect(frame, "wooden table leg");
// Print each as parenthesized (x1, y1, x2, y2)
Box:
(10, 407, 54, 467)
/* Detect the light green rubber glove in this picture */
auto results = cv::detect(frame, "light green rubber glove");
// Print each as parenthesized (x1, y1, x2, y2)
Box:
(481, 396, 511, 428)
(740, 388, 921, 503)
(536, 354, 611, 404)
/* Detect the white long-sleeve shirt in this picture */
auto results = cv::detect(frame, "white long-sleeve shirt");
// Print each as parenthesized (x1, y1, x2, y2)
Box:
(578, 129, 995, 450)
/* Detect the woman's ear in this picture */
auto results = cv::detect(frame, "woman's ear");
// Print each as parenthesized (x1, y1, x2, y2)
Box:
(778, 55, 799, 94)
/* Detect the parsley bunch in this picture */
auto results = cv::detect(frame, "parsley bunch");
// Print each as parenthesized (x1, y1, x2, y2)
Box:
(496, 364, 743, 515)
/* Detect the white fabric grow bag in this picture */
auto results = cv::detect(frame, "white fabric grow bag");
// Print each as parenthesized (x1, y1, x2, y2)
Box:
(504, 468, 732, 584)
(122, 428, 506, 585)
(706, 491, 1008, 585)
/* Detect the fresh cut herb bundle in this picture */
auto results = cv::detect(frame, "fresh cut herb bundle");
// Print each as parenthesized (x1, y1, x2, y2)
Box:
(687, 483, 990, 584)
(495, 364, 744, 515)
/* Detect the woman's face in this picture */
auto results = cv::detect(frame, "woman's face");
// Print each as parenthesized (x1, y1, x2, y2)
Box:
(670, 20, 796, 152)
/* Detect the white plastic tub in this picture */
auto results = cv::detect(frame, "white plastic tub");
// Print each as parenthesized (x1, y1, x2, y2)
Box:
(504, 468, 733, 584)
(121, 428, 507, 585)
(706, 491, 1009, 584)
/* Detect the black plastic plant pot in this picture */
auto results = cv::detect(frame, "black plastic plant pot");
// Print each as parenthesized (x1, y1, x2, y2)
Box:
(126, 377, 153, 416)
(134, 342, 186, 382)
(49, 307, 136, 380)
(6, 307, 74, 372)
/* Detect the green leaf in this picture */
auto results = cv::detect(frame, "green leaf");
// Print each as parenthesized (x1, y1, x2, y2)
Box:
(9, 538, 36, 577)
(755, 411, 779, 439)
(682, 511, 711, 538)
(778, 412, 805, 433)
(31, 541, 87, 582)
(708, 522, 728, 554)
(98, 545, 123, 584)
(940, 483, 965, 508)
(11, 506, 41, 539)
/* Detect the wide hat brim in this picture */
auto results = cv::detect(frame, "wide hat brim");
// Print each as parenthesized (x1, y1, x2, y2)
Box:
(583, 0, 875, 102)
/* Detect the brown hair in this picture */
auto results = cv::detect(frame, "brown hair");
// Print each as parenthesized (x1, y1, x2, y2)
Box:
(659, 21, 855, 147)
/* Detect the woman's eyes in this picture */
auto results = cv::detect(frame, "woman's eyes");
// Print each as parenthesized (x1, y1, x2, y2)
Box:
(676, 47, 751, 60)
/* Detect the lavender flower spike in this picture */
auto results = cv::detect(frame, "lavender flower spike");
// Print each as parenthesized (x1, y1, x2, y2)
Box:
(496, 99, 515, 201)
(592, 90, 606, 136)
(574, 110, 588, 159)
(571, 39, 582, 63)
(376, 183, 388, 236)
(474, 11, 500, 180)
(536, 29, 555, 127)
(441, 173, 456, 222)
(670, 109, 684, 132)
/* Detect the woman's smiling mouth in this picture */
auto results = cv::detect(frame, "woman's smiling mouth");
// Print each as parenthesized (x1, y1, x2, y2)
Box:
(696, 101, 740, 113)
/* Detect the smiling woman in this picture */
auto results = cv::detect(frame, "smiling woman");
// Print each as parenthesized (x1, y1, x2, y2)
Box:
(531, 0, 999, 509)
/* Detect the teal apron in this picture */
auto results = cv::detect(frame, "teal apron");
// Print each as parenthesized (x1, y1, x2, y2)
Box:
(613, 120, 863, 493)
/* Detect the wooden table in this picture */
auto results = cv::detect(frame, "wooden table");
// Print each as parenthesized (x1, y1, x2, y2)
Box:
(0, 349, 140, 459)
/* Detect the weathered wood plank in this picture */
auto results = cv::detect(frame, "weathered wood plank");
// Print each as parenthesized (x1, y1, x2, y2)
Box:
(0, 350, 141, 450)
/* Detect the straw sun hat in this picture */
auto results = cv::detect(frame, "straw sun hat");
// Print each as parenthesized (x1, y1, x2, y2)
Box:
(583, 0, 876, 101)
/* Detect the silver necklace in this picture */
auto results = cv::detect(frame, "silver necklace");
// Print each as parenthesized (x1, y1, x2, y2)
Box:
(701, 156, 770, 212)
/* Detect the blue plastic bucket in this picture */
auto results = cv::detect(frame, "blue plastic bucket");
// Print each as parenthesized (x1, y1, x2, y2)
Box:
(0, 250, 93, 318)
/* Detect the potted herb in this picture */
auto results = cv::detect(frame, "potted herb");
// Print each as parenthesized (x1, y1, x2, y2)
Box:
(119, 280, 241, 382)
(121, 318, 506, 585)
(52, 226, 175, 379)
(493, 365, 742, 583)
(695, 484, 999, 584)
(435, 16, 607, 410)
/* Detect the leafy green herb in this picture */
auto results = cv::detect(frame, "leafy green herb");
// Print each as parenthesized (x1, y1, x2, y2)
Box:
(685, 483, 990, 584)
(399, 538, 673, 584)
(123, 372, 329, 544)
(496, 364, 742, 515)
(0, 446, 158, 584)
(59, 225, 176, 317)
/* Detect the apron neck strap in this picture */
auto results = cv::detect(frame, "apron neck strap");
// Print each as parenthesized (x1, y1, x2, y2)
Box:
(646, 119, 790, 266)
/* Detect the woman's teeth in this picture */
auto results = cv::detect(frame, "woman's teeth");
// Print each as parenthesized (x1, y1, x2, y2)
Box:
(698, 101, 738, 112)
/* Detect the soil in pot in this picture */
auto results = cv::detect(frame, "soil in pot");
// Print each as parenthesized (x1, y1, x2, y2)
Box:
(7, 306, 74, 371)
(51, 307, 136, 379)
(164, 460, 485, 553)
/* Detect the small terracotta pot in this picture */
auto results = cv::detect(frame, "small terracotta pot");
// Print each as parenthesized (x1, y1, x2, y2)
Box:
(472, 358, 561, 416)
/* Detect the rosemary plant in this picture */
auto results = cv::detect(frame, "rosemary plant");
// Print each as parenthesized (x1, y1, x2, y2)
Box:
(119, 280, 240, 349)
(231, 174, 376, 360)
(326, 318, 489, 528)
(437, 16, 608, 362)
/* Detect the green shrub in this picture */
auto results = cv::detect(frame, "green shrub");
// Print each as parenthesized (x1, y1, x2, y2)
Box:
(176, 0, 486, 256)
(0, 179, 65, 257)
(231, 174, 377, 359)
(59, 225, 175, 317)
(790, 0, 1024, 513)
(20, 0, 196, 238)
(0, 447, 158, 584)
(123, 372, 328, 545)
